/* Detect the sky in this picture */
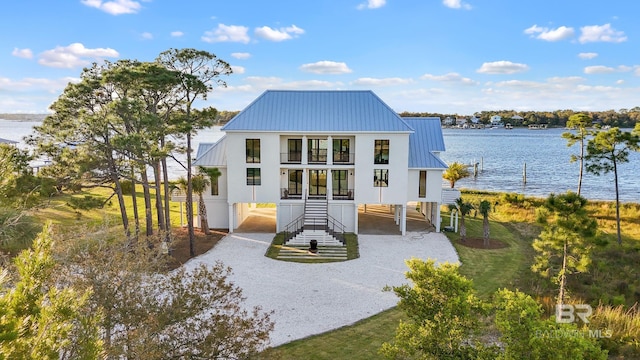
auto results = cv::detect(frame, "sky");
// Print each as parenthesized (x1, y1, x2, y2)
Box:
(2, 0, 640, 115)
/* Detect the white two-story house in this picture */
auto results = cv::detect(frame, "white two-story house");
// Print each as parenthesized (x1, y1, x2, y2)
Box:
(192, 90, 447, 237)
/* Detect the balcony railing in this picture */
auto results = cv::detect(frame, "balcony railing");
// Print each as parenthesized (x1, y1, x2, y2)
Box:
(308, 149, 327, 164)
(280, 188, 303, 200)
(332, 189, 354, 200)
(280, 152, 302, 164)
(333, 152, 355, 164)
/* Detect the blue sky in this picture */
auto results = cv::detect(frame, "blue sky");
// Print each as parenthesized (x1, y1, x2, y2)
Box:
(2, 0, 639, 114)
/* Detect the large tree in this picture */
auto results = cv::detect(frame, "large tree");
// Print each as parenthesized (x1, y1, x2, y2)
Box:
(443, 161, 470, 189)
(157, 48, 232, 257)
(585, 127, 639, 245)
(531, 192, 596, 305)
(562, 113, 592, 195)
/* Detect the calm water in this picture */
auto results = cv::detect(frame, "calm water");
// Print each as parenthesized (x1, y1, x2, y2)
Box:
(441, 128, 639, 202)
(1, 120, 638, 202)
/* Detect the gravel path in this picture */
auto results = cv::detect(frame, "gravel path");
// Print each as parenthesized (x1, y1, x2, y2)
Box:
(182, 231, 459, 347)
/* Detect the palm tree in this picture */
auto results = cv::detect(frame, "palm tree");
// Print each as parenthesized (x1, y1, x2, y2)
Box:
(478, 200, 491, 247)
(443, 162, 471, 189)
(449, 198, 474, 242)
(178, 174, 211, 235)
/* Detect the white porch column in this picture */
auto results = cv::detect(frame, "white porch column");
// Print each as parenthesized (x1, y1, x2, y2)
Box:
(354, 203, 359, 234)
(302, 169, 308, 199)
(435, 202, 442, 232)
(394, 205, 399, 225)
(301, 135, 308, 165)
(228, 203, 234, 233)
(401, 204, 407, 236)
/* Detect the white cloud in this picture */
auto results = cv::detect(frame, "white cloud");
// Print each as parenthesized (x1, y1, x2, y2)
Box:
(0, 76, 78, 93)
(357, 0, 386, 10)
(254, 25, 304, 42)
(170, 31, 184, 37)
(442, 0, 472, 10)
(578, 52, 598, 60)
(524, 24, 574, 41)
(420, 72, 478, 85)
(231, 52, 251, 60)
(299, 61, 352, 74)
(476, 61, 529, 74)
(12, 48, 33, 59)
(616, 79, 625, 85)
(38, 43, 119, 68)
(584, 65, 632, 74)
(141, 32, 153, 40)
(579, 24, 627, 43)
(351, 77, 413, 86)
(202, 24, 250, 44)
(231, 65, 245, 74)
(80, 0, 143, 15)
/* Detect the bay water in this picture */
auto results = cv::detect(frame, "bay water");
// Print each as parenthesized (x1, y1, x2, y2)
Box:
(1, 119, 638, 202)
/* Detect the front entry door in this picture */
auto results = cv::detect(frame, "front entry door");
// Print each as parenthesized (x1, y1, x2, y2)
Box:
(308, 170, 327, 198)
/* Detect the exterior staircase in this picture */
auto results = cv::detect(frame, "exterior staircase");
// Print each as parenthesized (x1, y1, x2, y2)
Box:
(284, 198, 344, 247)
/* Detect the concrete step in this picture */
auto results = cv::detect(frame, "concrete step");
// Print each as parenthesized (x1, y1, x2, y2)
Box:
(277, 244, 347, 260)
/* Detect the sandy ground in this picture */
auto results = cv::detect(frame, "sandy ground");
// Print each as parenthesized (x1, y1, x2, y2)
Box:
(182, 231, 459, 347)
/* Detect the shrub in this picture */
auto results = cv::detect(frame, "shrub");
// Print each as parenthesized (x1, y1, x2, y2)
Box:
(589, 304, 640, 357)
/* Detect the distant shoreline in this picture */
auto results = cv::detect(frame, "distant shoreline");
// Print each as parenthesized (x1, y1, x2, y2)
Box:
(0, 114, 47, 121)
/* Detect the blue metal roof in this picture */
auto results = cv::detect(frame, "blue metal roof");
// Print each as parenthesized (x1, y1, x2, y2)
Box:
(403, 117, 448, 169)
(222, 90, 414, 132)
(193, 136, 227, 167)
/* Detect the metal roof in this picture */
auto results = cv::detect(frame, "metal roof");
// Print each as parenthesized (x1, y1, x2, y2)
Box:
(222, 90, 414, 133)
(403, 117, 448, 169)
(193, 136, 227, 167)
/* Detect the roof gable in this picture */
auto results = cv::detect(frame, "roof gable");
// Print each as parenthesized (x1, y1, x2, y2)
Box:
(403, 117, 447, 169)
(222, 90, 413, 132)
(193, 136, 227, 167)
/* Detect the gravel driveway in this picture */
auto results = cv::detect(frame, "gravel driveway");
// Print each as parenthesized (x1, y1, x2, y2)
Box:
(182, 231, 459, 347)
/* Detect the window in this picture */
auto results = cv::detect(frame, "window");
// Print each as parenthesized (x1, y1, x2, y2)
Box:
(288, 169, 303, 196)
(210, 175, 219, 196)
(309, 169, 327, 197)
(374, 139, 389, 164)
(332, 170, 349, 197)
(419, 170, 426, 198)
(333, 139, 350, 163)
(246, 168, 261, 185)
(246, 139, 260, 163)
(288, 139, 302, 163)
(308, 139, 327, 163)
(374, 169, 388, 187)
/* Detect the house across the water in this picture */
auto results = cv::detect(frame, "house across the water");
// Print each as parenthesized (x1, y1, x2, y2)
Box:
(190, 90, 449, 237)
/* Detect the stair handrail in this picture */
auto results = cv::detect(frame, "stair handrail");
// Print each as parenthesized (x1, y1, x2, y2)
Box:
(326, 213, 347, 245)
(283, 213, 305, 243)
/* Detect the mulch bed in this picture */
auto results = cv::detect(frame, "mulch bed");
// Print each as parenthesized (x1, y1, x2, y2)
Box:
(456, 237, 508, 249)
(166, 227, 228, 270)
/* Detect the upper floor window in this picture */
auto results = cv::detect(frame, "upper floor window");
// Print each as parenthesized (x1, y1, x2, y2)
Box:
(288, 139, 302, 163)
(374, 169, 388, 187)
(333, 139, 351, 163)
(246, 168, 261, 186)
(374, 139, 389, 164)
(246, 139, 260, 163)
(308, 139, 327, 164)
(419, 170, 426, 198)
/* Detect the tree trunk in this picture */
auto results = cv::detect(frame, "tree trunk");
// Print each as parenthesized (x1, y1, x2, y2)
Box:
(130, 170, 140, 244)
(112, 175, 130, 241)
(161, 157, 172, 253)
(558, 240, 567, 306)
(140, 168, 153, 237)
(460, 215, 466, 242)
(614, 159, 622, 245)
(483, 216, 489, 247)
(153, 160, 165, 232)
(198, 193, 210, 235)
(578, 135, 584, 196)
(186, 131, 196, 257)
